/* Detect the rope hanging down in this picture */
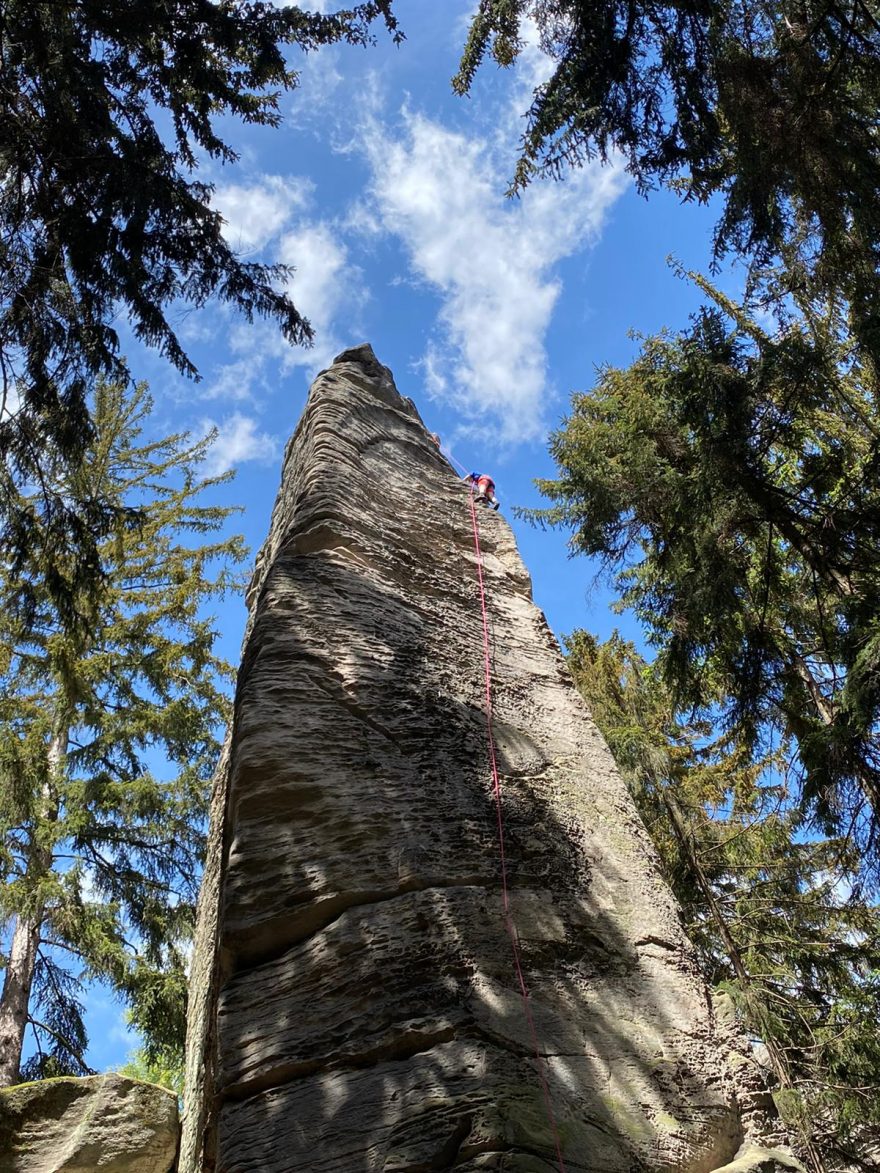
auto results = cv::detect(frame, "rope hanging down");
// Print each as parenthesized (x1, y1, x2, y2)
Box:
(466, 484, 569, 1173)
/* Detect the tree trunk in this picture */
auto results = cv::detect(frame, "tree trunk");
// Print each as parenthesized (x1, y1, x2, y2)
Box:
(0, 911, 42, 1084)
(0, 725, 67, 1085)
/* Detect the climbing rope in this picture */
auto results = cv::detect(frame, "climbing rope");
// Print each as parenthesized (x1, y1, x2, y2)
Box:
(466, 483, 568, 1173)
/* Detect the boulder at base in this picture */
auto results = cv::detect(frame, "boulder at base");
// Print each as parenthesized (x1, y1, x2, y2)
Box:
(0, 1073, 178, 1172)
(710, 1144, 806, 1173)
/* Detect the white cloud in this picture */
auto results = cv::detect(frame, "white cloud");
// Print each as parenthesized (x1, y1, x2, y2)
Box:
(278, 222, 367, 371)
(345, 198, 384, 240)
(201, 356, 266, 402)
(361, 108, 627, 443)
(289, 50, 345, 127)
(203, 412, 280, 474)
(212, 175, 313, 254)
(196, 221, 366, 403)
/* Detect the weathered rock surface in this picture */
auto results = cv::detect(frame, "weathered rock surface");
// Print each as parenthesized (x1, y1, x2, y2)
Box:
(710, 1145, 805, 1173)
(182, 344, 796, 1172)
(0, 1072, 179, 1172)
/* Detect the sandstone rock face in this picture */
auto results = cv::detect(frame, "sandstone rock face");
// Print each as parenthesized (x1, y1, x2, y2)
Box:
(182, 344, 791, 1172)
(0, 1073, 179, 1172)
(710, 1146, 806, 1173)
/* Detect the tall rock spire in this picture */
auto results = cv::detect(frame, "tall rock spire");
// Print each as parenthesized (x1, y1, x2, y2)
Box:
(182, 344, 799, 1172)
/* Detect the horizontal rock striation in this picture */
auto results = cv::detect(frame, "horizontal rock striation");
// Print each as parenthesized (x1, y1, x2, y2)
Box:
(182, 344, 790, 1172)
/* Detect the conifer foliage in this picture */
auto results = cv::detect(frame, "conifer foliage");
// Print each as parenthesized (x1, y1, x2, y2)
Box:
(534, 280, 880, 871)
(0, 0, 399, 610)
(0, 379, 246, 1084)
(455, 1, 880, 360)
(566, 631, 880, 1167)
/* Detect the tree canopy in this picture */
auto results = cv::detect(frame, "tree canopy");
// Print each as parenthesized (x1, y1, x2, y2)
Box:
(531, 278, 880, 867)
(567, 630, 880, 1166)
(0, 378, 246, 1083)
(455, 1, 880, 360)
(0, 0, 398, 610)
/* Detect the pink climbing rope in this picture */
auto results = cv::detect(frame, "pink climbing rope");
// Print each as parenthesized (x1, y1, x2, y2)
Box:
(466, 483, 568, 1173)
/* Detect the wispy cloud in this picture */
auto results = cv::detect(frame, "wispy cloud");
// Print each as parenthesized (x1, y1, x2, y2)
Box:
(212, 174, 313, 255)
(200, 354, 267, 403)
(203, 412, 280, 474)
(200, 180, 369, 401)
(289, 51, 345, 131)
(278, 222, 365, 371)
(361, 107, 626, 443)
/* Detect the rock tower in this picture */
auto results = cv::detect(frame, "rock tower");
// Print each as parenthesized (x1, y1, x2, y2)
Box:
(181, 345, 801, 1172)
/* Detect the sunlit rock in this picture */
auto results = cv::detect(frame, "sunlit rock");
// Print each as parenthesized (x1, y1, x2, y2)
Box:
(182, 343, 801, 1173)
(0, 1072, 178, 1172)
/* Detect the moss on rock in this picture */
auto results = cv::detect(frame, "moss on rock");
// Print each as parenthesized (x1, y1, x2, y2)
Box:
(0, 1072, 178, 1172)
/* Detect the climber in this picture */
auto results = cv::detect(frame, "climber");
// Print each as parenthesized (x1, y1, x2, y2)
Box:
(464, 471, 500, 511)
(429, 432, 441, 447)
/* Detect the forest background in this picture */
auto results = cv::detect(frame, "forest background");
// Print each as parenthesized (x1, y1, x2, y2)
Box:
(1, 1, 878, 1170)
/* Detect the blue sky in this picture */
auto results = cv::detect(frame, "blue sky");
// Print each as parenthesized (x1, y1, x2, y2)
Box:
(118, 0, 728, 665)
(81, 0, 732, 1073)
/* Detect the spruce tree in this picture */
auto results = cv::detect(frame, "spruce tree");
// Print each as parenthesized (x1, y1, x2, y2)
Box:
(532, 278, 880, 869)
(0, 378, 246, 1084)
(0, 0, 400, 615)
(455, 1, 880, 361)
(567, 630, 880, 1168)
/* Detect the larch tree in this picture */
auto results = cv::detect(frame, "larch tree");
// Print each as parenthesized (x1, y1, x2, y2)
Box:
(119, 1042, 185, 1098)
(0, 0, 400, 619)
(0, 378, 247, 1084)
